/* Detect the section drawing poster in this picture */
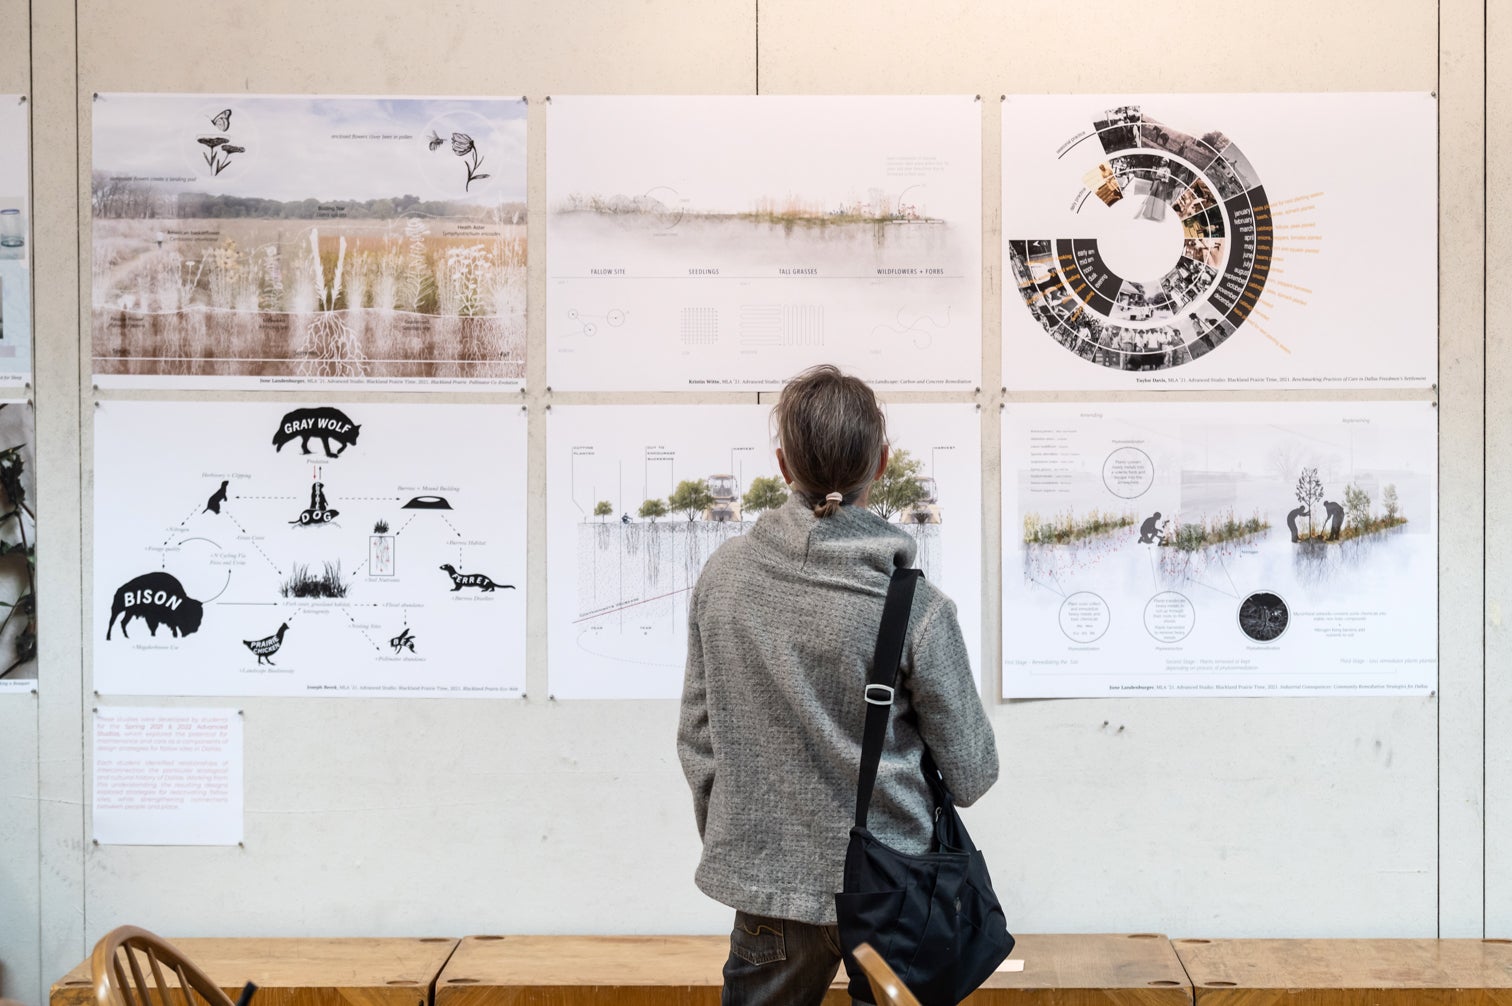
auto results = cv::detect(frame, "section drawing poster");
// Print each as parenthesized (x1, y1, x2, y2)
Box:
(1002, 401, 1436, 697)
(0, 96, 31, 386)
(93, 707, 243, 846)
(547, 403, 982, 699)
(1002, 93, 1435, 390)
(547, 96, 981, 391)
(92, 93, 527, 391)
(0, 400, 36, 690)
(94, 401, 526, 697)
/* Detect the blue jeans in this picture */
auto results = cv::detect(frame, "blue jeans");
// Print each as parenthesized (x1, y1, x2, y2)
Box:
(722, 910, 865, 1006)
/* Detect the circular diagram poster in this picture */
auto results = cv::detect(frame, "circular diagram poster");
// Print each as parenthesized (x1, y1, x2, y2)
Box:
(1001, 93, 1436, 391)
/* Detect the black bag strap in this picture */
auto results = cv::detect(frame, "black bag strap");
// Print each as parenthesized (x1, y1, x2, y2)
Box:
(855, 567, 922, 829)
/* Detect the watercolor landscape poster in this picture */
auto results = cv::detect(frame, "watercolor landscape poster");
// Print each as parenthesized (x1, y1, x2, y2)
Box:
(547, 95, 981, 391)
(91, 93, 526, 390)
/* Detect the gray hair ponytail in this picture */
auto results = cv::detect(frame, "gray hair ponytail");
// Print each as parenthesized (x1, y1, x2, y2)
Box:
(773, 365, 887, 519)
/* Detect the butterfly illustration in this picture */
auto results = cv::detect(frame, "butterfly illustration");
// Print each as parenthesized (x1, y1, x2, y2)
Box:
(427, 130, 445, 151)
(210, 108, 232, 131)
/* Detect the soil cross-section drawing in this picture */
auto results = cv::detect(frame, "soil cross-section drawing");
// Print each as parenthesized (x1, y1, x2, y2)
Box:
(546, 403, 983, 699)
(93, 400, 526, 697)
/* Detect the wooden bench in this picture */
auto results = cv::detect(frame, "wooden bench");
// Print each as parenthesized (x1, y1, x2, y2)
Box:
(52, 937, 459, 1006)
(1172, 937, 1512, 1004)
(431, 933, 1190, 1005)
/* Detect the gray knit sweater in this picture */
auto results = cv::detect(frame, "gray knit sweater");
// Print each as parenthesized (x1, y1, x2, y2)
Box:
(677, 493, 998, 924)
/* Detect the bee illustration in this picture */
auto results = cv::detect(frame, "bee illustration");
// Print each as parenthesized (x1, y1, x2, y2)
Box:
(210, 108, 232, 131)
(427, 130, 445, 151)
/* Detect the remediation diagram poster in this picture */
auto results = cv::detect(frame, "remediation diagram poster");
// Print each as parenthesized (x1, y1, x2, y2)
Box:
(91, 93, 527, 391)
(546, 403, 982, 699)
(1002, 401, 1436, 697)
(93, 401, 526, 697)
(0, 95, 31, 386)
(546, 96, 981, 391)
(1001, 92, 1435, 391)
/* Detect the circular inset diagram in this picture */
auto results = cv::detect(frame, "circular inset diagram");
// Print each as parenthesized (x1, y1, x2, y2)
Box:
(606, 308, 627, 326)
(1102, 446, 1154, 499)
(1058, 591, 1110, 643)
(1238, 590, 1289, 642)
(1143, 591, 1195, 642)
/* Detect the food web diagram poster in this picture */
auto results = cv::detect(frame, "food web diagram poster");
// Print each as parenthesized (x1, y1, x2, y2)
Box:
(0, 96, 31, 386)
(94, 401, 526, 697)
(546, 403, 982, 699)
(547, 96, 981, 391)
(91, 93, 527, 391)
(1002, 93, 1435, 391)
(1002, 401, 1436, 697)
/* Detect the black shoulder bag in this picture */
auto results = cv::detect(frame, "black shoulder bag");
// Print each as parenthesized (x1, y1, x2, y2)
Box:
(834, 567, 1014, 1006)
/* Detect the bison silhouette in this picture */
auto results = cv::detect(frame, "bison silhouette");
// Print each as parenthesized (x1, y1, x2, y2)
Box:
(272, 407, 361, 458)
(106, 572, 205, 640)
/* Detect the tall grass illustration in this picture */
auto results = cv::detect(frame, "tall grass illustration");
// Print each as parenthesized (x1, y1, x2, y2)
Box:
(295, 229, 367, 378)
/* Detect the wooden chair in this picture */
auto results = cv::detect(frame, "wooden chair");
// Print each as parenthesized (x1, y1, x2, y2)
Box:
(90, 926, 237, 1006)
(850, 943, 921, 1006)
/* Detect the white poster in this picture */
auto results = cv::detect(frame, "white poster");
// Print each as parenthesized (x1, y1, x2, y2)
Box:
(92, 93, 527, 391)
(0, 96, 31, 386)
(93, 707, 243, 846)
(1002, 401, 1437, 697)
(0, 400, 36, 691)
(547, 96, 981, 391)
(547, 403, 981, 699)
(1002, 93, 1435, 390)
(94, 401, 526, 697)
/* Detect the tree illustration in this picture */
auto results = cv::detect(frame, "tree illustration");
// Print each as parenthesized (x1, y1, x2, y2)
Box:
(1343, 483, 1372, 530)
(638, 498, 667, 523)
(1383, 484, 1400, 521)
(668, 480, 715, 521)
(593, 500, 613, 522)
(1295, 466, 1324, 539)
(741, 475, 788, 517)
(868, 448, 927, 522)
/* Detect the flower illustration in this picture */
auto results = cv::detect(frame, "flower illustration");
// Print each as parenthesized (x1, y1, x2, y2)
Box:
(430, 130, 489, 191)
(196, 107, 243, 177)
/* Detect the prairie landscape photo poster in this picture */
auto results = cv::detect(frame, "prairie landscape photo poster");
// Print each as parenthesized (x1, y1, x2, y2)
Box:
(91, 94, 527, 390)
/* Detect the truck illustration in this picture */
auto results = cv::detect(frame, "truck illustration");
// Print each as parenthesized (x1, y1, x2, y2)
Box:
(704, 474, 741, 522)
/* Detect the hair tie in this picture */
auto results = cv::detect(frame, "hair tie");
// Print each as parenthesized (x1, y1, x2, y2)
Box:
(824, 492, 844, 503)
